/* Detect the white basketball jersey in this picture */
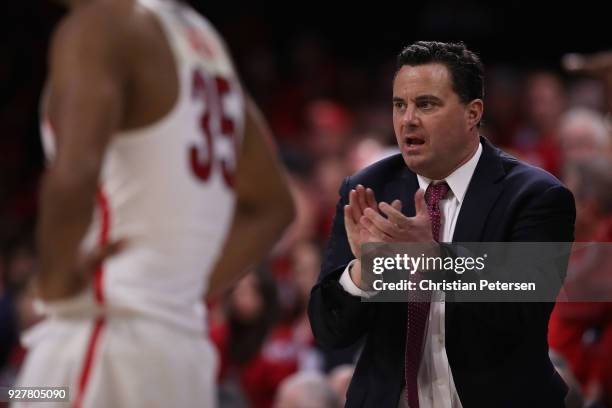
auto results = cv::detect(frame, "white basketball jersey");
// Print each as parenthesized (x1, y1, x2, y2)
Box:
(39, 0, 244, 334)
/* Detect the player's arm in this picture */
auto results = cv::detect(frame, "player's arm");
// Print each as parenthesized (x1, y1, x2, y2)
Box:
(37, 7, 127, 300)
(206, 97, 295, 297)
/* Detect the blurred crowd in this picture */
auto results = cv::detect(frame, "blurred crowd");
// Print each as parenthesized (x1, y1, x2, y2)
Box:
(1, 4, 612, 408)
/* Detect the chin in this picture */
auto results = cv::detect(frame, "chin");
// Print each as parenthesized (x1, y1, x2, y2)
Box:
(403, 156, 445, 180)
(402, 155, 427, 174)
(402, 152, 427, 171)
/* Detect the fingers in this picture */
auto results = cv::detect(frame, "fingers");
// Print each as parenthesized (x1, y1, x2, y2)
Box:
(378, 201, 408, 226)
(414, 189, 427, 216)
(350, 185, 378, 222)
(361, 208, 397, 238)
(360, 214, 391, 242)
(348, 190, 362, 224)
(344, 204, 357, 229)
(95, 240, 126, 262)
(356, 184, 368, 214)
(81, 239, 127, 273)
(359, 227, 373, 243)
(365, 188, 377, 210)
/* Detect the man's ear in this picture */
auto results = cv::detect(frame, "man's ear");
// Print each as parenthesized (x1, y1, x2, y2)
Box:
(466, 99, 483, 130)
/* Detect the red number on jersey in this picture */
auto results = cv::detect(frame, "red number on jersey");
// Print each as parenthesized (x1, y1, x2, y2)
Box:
(189, 69, 237, 188)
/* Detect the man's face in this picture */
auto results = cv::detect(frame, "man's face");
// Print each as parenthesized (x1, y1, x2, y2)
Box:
(392, 63, 481, 179)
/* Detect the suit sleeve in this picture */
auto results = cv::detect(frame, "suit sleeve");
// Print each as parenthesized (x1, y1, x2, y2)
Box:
(307, 177, 377, 349)
(511, 184, 575, 242)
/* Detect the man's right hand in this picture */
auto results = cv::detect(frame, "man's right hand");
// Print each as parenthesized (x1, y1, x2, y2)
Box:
(343, 185, 402, 290)
(343, 184, 378, 259)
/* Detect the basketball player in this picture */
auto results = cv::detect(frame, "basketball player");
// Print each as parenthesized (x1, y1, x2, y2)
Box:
(14, 0, 294, 407)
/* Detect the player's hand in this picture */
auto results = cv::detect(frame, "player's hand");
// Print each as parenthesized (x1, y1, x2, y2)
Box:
(37, 239, 128, 301)
(360, 189, 434, 243)
(343, 184, 378, 258)
(76, 239, 127, 276)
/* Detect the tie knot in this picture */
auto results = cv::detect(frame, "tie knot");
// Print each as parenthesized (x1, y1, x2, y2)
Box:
(425, 182, 450, 208)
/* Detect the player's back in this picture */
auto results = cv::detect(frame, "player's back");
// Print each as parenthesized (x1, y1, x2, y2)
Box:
(40, 0, 244, 333)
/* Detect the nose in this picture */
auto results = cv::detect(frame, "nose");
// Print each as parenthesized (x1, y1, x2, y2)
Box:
(402, 104, 419, 128)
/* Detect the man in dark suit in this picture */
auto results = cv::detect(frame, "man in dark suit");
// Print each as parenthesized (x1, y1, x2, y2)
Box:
(308, 41, 576, 407)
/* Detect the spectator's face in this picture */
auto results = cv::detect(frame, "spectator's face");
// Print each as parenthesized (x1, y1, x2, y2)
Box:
(393, 63, 481, 179)
(291, 242, 320, 300)
(560, 124, 603, 162)
(316, 158, 347, 206)
(525, 74, 565, 132)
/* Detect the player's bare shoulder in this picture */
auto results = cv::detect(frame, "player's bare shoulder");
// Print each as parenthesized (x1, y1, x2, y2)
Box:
(50, 0, 179, 131)
(51, 0, 139, 58)
(51, 0, 174, 71)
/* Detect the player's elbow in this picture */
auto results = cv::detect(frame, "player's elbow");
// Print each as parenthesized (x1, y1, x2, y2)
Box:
(262, 176, 295, 231)
(236, 183, 295, 232)
(44, 159, 100, 198)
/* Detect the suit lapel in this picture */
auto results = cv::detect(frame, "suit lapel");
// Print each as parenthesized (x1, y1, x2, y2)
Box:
(452, 137, 506, 242)
(446, 137, 506, 363)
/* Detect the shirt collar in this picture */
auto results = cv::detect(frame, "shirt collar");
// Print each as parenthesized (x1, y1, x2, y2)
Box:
(416, 141, 482, 204)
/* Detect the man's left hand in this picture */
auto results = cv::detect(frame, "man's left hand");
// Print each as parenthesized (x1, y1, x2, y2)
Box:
(360, 189, 434, 243)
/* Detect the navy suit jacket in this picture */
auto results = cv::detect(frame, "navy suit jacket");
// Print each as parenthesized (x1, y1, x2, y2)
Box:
(308, 137, 576, 407)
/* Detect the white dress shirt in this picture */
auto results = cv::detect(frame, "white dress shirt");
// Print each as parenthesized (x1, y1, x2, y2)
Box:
(339, 142, 483, 408)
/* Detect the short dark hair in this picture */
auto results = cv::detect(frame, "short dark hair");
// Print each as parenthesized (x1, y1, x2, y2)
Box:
(396, 41, 484, 104)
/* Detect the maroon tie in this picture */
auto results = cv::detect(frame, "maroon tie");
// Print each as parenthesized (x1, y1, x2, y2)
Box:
(404, 182, 450, 408)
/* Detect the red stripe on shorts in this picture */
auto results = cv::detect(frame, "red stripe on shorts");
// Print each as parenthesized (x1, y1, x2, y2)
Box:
(94, 188, 110, 304)
(72, 317, 106, 408)
(72, 188, 110, 407)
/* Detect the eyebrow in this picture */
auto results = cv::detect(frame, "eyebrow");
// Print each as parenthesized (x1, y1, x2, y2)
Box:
(415, 95, 442, 102)
(392, 95, 442, 102)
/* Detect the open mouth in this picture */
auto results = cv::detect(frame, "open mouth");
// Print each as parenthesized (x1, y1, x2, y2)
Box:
(405, 137, 425, 146)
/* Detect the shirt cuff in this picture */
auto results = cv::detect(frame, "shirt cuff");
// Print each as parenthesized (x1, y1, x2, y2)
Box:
(338, 259, 379, 298)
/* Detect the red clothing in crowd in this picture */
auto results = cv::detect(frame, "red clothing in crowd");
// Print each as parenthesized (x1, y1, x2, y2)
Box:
(211, 322, 304, 408)
(516, 131, 562, 176)
(548, 227, 612, 397)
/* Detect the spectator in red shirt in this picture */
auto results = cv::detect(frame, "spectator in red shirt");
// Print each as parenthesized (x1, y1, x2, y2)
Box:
(549, 157, 612, 407)
(212, 267, 298, 408)
(513, 71, 567, 175)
